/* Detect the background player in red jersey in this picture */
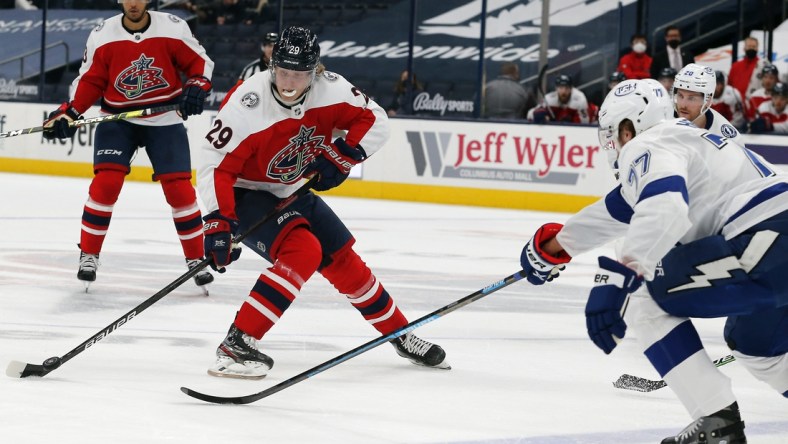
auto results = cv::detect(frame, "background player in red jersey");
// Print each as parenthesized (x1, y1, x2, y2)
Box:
(42, 0, 215, 293)
(197, 26, 449, 379)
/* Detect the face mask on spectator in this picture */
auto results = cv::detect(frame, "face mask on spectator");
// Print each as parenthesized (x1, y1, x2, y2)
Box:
(667, 39, 681, 49)
(633, 42, 647, 54)
(745, 49, 758, 59)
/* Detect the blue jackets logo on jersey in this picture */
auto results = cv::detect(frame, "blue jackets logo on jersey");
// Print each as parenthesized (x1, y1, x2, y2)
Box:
(114, 54, 169, 99)
(267, 125, 323, 183)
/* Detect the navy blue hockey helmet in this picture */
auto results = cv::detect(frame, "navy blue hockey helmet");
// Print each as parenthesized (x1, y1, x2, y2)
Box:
(608, 71, 627, 83)
(263, 32, 278, 45)
(555, 74, 573, 87)
(658, 67, 678, 79)
(761, 64, 779, 77)
(773, 82, 787, 97)
(271, 26, 320, 72)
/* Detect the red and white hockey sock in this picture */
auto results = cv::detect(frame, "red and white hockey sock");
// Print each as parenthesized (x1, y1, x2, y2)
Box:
(160, 177, 203, 259)
(235, 227, 321, 339)
(321, 246, 408, 334)
(348, 277, 407, 334)
(80, 169, 125, 254)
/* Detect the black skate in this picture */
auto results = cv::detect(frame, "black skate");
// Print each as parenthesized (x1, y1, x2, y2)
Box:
(77, 251, 99, 292)
(391, 332, 450, 369)
(662, 402, 747, 444)
(186, 258, 214, 295)
(207, 324, 274, 380)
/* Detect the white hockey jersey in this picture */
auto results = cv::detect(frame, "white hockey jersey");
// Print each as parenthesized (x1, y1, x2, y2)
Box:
(557, 118, 788, 280)
(198, 70, 389, 218)
(711, 85, 746, 129)
(71, 11, 214, 126)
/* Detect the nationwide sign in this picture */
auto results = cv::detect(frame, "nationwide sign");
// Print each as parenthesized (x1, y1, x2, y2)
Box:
(317, 0, 638, 114)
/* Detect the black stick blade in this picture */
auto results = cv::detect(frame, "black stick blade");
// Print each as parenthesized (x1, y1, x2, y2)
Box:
(612, 374, 667, 392)
(6, 361, 50, 378)
(180, 387, 255, 405)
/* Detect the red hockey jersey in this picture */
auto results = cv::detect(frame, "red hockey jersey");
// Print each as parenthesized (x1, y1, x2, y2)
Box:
(70, 11, 213, 126)
(197, 70, 389, 219)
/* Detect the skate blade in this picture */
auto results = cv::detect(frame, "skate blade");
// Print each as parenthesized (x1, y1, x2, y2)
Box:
(408, 358, 451, 370)
(207, 368, 267, 380)
(80, 280, 92, 293)
(199, 285, 210, 296)
(207, 361, 268, 380)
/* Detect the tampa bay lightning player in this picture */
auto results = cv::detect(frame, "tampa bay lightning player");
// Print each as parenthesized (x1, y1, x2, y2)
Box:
(520, 79, 788, 443)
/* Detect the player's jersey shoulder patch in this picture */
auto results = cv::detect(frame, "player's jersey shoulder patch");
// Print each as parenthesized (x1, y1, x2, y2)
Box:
(94, 20, 105, 32)
(168, 14, 181, 23)
(240, 91, 260, 109)
(720, 123, 738, 138)
(322, 71, 339, 81)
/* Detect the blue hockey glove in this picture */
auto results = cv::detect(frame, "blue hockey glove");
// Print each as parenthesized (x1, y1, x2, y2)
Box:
(585, 256, 642, 354)
(179, 76, 212, 120)
(42, 102, 82, 140)
(203, 211, 241, 273)
(520, 222, 571, 285)
(532, 107, 550, 124)
(749, 117, 773, 134)
(309, 138, 368, 191)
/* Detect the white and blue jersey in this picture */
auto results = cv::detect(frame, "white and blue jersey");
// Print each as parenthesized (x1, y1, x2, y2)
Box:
(558, 117, 788, 281)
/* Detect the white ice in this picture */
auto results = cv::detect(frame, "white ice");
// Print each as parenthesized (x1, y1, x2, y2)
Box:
(0, 172, 785, 443)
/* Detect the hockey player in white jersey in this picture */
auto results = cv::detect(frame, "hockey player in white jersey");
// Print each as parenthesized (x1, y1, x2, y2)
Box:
(519, 79, 788, 443)
(673, 63, 744, 144)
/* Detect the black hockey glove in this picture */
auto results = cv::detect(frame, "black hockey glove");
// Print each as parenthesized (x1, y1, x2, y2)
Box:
(42, 102, 82, 140)
(309, 138, 367, 192)
(179, 76, 212, 120)
(203, 211, 241, 273)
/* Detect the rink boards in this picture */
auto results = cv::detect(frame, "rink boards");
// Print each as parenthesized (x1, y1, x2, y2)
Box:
(1, 101, 787, 212)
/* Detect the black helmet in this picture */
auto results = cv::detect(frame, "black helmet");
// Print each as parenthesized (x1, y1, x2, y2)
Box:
(271, 26, 320, 72)
(263, 32, 278, 44)
(658, 67, 678, 79)
(761, 64, 779, 77)
(772, 82, 788, 97)
(608, 71, 626, 83)
(555, 74, 572, 87)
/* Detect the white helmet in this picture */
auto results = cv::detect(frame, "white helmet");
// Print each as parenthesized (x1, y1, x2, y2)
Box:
(672, 63, 715, 115)
(597, 79, 673, 152)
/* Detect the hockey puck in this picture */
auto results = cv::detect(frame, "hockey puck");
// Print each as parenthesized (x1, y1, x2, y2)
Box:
(42, 356, 62, 371)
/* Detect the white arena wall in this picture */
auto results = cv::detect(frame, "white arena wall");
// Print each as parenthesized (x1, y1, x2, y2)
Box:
(1, 101, 787, 213)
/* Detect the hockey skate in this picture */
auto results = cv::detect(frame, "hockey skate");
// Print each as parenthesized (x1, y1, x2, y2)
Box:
(661, 402, 747, 444)
(77, 251, 99, 292)
(207, 324, 274, 380)
(391, 332, 450, 369)
(186, 258, 214, 296)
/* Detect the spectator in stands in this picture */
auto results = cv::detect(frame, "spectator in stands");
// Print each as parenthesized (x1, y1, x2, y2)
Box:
(617, 34, 652, 80)
(386, 69, 423, 117)
(482, 62, 532, 119)
(751, 82, 788, 134)
(215, 0, 251, 25)
(728, 37, 766, 101)
(746, 64, 780, 121)
(657, 67, 677, 95)
(239, 32, 278, 81)
(526, 74, 591, 124)
(711, 70, 746, 130)
(650, 25, 694, 79)
(608, 71, 626, 91)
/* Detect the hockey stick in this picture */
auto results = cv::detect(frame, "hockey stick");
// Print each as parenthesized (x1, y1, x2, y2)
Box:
(180, 270, 528, 404)
(5, 175, 318, 379)
(612, 354, 736, 392)
(0, 104, 179, 139)
(535, 63, 556, 121)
